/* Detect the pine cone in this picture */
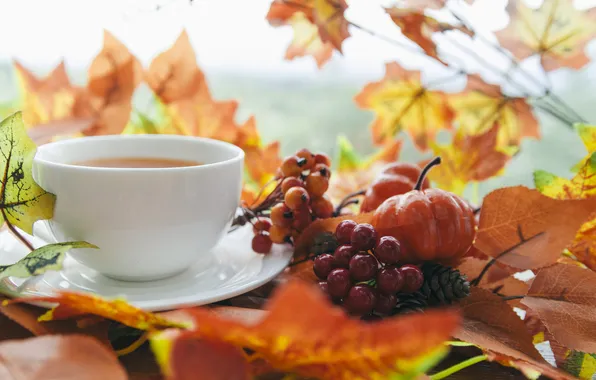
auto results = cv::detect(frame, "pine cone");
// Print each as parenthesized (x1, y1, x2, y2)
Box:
(392, 292, 428, 315)
(311, 232, 338, 256)
(420, 262, 470, 306)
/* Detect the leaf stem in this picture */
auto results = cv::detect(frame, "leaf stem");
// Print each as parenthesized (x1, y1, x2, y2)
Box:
(430, 354, 488, 380)
(471, 228, 544, 286)
(115, 332, 149, 357)
(2, 218, 34, 252)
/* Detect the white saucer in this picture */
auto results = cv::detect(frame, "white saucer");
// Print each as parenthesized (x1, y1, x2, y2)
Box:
(0, 224, 292, 311)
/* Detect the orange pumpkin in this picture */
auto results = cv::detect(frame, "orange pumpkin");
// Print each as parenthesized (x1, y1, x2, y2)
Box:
(371, 157, 476, 262)
(360, 162, 429, 212)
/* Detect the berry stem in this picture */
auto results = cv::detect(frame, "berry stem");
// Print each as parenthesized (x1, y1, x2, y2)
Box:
(415, 156, 441, 191)
(333, 189, 366, 217)
(429, 355, 488, 380)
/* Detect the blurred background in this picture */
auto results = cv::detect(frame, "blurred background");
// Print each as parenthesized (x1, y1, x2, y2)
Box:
(1, 0, 596, 198)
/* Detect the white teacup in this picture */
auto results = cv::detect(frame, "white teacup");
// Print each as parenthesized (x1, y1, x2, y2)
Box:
(32, 134, 244, 281)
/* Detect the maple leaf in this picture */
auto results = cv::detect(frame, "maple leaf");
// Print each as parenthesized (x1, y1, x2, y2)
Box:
(571, 123, 596, 172)
(8, 291, 188, 331)
(534, 152, 596, 270)
(77, 30, 142, 136)
(496, 0, 596, 71)
(145, 31, 208, 104)
(454, 288, 576, 379)
(426, 123, 513, 195)
(0, 335, 127, 380)
(521, 263, 596, 354)
(0, 112, 55, 234)
(327, 136, 402, 205)
(244, 141, 282, 188)
(386, 7, 474, 65)
(474, 186, 596, 270)
(284, 12, 334, 68)
(152, 280, 460, 380)
(354, 62, 454, 151)
(266, 0, 350, 62)
(448, 75, 539, 150)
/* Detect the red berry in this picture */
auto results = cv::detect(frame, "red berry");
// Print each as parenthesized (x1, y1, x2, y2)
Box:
(251, 233, 272, 254)
(318, 281, 329, 296)
(399, 264, 424, 293)
(375, 236, 401, 265)
(375, 293, 397, 315)
(313, 163, 331, 178)
(335, 220, 357, 244)
(252, 219, 272, 233)
(281, 177, 304, 194)
(285, 187, 310, 210)
(351, 223, 377, 251)
(333, 244, 355, 268)
(313, 253, 335, 279)
(349, 253, 378, 282)
(377, 266, 404, 295)
(327, 268, 351, 298)
(314, 153, 332, 166)
(344, 284, 377, 315)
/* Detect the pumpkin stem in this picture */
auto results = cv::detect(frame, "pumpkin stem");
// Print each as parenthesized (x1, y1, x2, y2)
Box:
(415, 156, 441, 190)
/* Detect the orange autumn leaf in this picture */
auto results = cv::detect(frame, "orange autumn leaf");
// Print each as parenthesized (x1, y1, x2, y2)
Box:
(386, 7, 474, 66)
(145, 31, 208, 104)
(0, 335, 127, 380)
(152, 280, 460, 380)
(535, 152, 596, 271)
(78, 30, 143, 136)
(266, 0, 349, 67)
(7, 291, 188, 331)
(496, 0, 596, 71)
(474, 186, 596, 270)
(267, 0, 350, 51)
(425, 123, 513, 195)
(454, 288, 576, 379)
(354, 62, 454, 151)
(448, 74, 539, 150)
(284, 12, 334, 68)
(521, 263, 596, 354)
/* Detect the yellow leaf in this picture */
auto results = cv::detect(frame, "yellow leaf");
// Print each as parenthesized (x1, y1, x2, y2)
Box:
(496, 0, 596, 71)
(448, 75, 539, 150)
(534, 152, 596, 271)
(426, 123, 514, 195)
(0, 112, 56, 234)
(354, 62, 453, 151)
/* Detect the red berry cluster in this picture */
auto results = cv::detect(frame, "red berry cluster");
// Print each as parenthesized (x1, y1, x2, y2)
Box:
(251, 148, 334, 254)
(315, 220, 424, 317)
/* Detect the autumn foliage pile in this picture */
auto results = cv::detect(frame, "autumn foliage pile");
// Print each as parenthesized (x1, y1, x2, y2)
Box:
(1, 0, 596, 379)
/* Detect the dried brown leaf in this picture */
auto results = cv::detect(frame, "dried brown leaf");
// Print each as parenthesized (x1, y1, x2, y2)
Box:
(474, 186, 596, 270)
(522, 263, 596, 354)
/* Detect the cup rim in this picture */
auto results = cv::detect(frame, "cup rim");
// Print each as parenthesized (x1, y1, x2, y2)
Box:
(33, 134, 245, 172)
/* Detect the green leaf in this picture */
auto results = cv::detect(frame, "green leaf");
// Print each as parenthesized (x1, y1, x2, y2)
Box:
(0, 241, 97, 280)
(0, 111, 56, 234)
(335, 135, 363, 171)
(533, 169, 558, 192)
(564, 351, 596, 379)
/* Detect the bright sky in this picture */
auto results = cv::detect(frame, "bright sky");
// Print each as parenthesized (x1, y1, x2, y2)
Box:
(0, 0, 595, 79)
(0, 0, 514, 77)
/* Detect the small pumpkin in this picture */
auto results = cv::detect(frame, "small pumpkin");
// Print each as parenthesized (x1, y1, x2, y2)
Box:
(360, 162, 429, 212)
(371, 157, 476, 263)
